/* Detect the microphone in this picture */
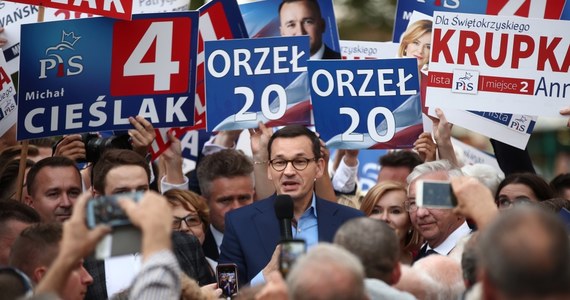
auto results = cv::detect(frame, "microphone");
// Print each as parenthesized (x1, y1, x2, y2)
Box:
(274, 195, 294, 240)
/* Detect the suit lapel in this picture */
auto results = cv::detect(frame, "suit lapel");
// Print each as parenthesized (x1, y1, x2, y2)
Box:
(253, 196, 280, 257)
(316, 198, 340, 242)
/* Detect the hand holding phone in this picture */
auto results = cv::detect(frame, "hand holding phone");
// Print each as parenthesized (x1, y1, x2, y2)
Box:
(217, 263, 239, 298)
(279, 239, 306, 278)
(85, 192, 143, 229)
(416, 180, 457, 209)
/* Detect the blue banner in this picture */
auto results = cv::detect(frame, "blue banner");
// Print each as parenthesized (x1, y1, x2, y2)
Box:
(17, 12, 199, 140)
(205, 36, 311, 131)
(309, 58, 423, 149)
(393, 0, 487, 42)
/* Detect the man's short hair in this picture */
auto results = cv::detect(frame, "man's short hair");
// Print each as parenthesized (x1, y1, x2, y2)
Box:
(91, 149, 150, 193)
(287, 243, 367, 300)
(379, 151, 422, 171)
(26, 156, 80, 196)
(9, 223, 62, 281)
(267, 125, 321, 160)
(333, 217, 399, 283)
(0, 200, 41, 227)
(550, 173, 570, 198)
(478, 206, 570, 297)
(0, 159, 35, 201)
(196, 149, 253, 197)
(278, 0, 322, 18)
(407, 160, 463, 185)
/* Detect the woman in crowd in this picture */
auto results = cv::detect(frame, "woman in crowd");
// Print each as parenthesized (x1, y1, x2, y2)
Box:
(398, 19, 433, 71)
(495, 173, 555, 210)
(360, 181, 422, 264)
(164, 189, 216, 271)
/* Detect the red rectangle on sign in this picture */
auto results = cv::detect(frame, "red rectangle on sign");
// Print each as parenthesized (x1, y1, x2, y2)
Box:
(110, 17, 192, 96)
(427, 71, 453, 88)
(479, 75, 534, 95)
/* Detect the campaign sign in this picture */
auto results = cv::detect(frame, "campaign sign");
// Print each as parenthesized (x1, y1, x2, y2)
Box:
(393, 0, 486, 42)
(0, 0, 190, 77)
(426, 12, 570, 116)
(340, 40, 399, 60)
(309, 58, 422, 150)
(205, 36, 311, 131)
(0, 51, 17, 137)
(194, 0, 249, 129)
(7, 0, 133, 20)
(17, 12, 199, 140)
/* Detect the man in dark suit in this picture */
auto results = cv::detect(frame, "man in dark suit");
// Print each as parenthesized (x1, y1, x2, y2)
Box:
(279, 0, 341, 59)
(196, 149, 255, 262)
(218, 125, 363, 285)
(84, 149, 213, 299)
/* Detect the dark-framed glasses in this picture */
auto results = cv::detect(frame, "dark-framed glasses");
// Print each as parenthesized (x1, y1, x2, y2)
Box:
(269, 157, 317, 171)
(172, 214, 202, 230)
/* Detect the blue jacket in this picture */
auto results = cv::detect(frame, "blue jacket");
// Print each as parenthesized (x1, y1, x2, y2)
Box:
(218, 194, 364, 284)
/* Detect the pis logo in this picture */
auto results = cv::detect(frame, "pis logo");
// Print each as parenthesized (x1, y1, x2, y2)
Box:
(39, 30, 83, 79)
(452, 70, 478, 95)
(416, 0, 460, 9)
(509, 115, 531, 133)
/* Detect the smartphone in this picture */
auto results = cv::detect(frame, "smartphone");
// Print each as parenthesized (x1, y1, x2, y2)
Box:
(415, 180, 457, 208)
(279, 239, 306, 278)
(86, 192, 143, 229)
(217, 263, 239, 298)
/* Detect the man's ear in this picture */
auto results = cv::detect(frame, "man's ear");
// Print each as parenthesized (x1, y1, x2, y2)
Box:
(91, 187, 101, 197)
(23, 194, 34, 207)
(390, 262, 402, 286)
(33, 266, 48, 283)
(319, 17, 326, 34)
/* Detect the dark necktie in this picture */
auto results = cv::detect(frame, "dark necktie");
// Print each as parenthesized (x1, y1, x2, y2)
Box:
(413, 245, 439, 263)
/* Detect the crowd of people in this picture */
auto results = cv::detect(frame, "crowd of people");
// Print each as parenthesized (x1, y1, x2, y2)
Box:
(2, 0, 570, 299)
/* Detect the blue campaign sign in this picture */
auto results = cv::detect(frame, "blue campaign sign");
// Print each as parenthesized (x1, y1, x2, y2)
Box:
(17, 11, 199, 140)
(393, 0, 487, 42)
(205, 35, 311, 131)
(309, 58, 423, 150)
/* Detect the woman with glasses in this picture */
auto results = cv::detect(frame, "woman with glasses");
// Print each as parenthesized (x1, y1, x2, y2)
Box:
(494, 173, 554, 210)
(360, 181, 422, 264)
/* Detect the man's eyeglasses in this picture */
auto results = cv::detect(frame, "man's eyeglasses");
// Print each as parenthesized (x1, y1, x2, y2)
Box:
(404, 200, 418, 212)
(172, 214, 202, 230)
(269, 158, 317, 172)
(496, 196, 532, 209)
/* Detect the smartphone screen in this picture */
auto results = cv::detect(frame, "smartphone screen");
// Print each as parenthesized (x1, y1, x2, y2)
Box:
(416, 180, 457, 208)
(279, 239, 306, 278)
(86, 192, 143, 228)
(217, 263, 239, 298)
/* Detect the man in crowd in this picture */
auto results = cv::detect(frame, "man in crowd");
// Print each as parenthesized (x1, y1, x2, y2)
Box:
(279, 0, 340, 59)
(219, 125, 363, 284)
(477, 206, 570, 299)
(85, 149, 213, 299)
(9, 223, 94, 300)
(196, 149, 255, 262)
(0, 200, 40, 265)
(406, 160, 470, 261)
(287, 243, 368, 300)
(23, 156, 82, 223)
(377, 151, 423, 184)
(334, 217, 416, 299)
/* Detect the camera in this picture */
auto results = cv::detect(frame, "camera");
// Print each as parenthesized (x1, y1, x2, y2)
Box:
(217, 263, 239, 298)
(415, 180, 457, 209)
(81, 133, 132, 163)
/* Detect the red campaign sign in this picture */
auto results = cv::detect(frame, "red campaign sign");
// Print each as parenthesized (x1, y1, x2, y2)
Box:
(427, 71, 534, 96)
(8, 0, 132, 20)
(194, 1, 236, 130)
(110, 17, 192, 96)
(486, 0, 566, 19)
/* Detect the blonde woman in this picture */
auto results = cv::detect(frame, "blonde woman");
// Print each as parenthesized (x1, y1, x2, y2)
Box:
(360, 181, 422, 264)
(398, 19, 433, 71)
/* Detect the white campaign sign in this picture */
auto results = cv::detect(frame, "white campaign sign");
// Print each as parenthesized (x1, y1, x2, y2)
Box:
(426, 11, 570, 116)
(0, 51, 17, 137)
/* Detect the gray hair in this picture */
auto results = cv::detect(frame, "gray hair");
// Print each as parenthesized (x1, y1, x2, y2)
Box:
(461, 164, 504, 195)
(413, 255, 466, 300)
(287, 243, 367, 300)
(407, 160, 463, 185)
